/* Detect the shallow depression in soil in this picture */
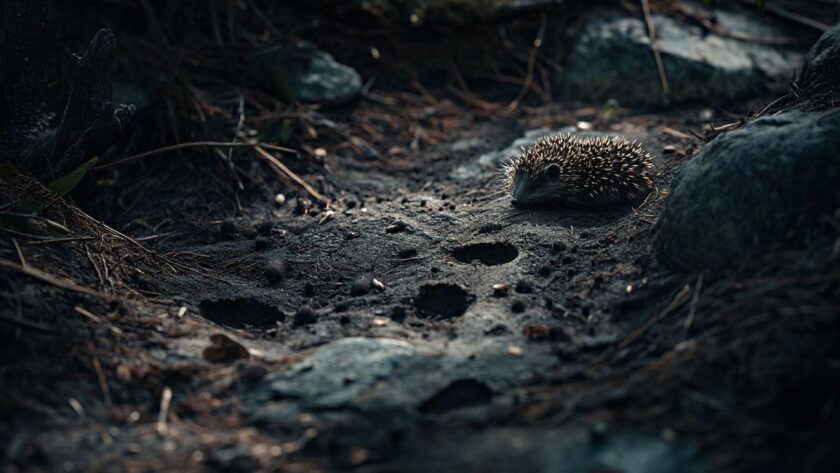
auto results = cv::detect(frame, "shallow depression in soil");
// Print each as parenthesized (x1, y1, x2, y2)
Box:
(199, 298, 286, 330)
(451, 242, 518, 265)
(414, 283, 474, 319)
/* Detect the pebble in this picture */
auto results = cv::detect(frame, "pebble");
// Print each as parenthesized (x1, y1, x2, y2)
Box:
(506, 345, 523, 357)
(492, 283, 510, 297)
(385, 220, 408, 233)
(397, 247, 418, 258)
(522, 323, 551, 340)
(515, 279, 533, 293)
(274, 193, 286, 205)
(265, 260, 287, 283)
(293, 305, 318, 326)
(350, 277, 371, 296)
(371, 278, 385, 290)
(511, 300, 525, 313)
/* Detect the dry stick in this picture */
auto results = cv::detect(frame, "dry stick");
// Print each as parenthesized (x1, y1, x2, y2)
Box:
(91, 356, 113, 408)
(620, 283, 692, 350)
(506, 13, 547, 114)
(751, 0, 832, 32)
(157, 386, 173, 435)
(641, 0, 670, 99)
(95, 141, 296, 170)
(0, 259, 114, 300)
(684, 274, 704, 331)
(12, 238, 26, 267)
(254, 146, 327, 203)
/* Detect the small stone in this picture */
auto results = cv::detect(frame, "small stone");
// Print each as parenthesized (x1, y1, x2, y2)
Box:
(372, 317, 388, 327)
(303, 283, 315, 297)
(334, 302, 349, 313)
(515, 279, 533, 293)
(350, 277, 371, 296)
(507, 345, 523, 357)
(345, 231, 359, 240)
(538, 265, 552, 277)
(274, 193, 286, 205)
(385, 220, 408, 234)
(293, 305, 318, 326)
(339, 314, 351, 325)
(663, 145, 676, 154)
(265, 260, 287, 283)
(371, 278, 385, 290)
(492, 283, 510, 297)
(511, 300, 525, 313)
(293, 199, 306, 215)
(397, 247, 418, 258)
(523, 323, 550, 341)
(255, 236, 271, 250)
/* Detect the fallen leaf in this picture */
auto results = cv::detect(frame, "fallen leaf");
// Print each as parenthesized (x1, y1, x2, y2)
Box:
(202, 333, 250, 363)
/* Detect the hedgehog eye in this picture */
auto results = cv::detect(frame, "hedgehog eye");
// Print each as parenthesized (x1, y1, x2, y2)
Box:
(545, 164, 561, 180)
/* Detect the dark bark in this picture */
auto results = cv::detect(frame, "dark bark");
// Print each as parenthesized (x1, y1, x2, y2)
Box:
(0, 1, 134, 180)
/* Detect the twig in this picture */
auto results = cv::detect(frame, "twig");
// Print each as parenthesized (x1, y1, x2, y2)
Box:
(254, 146, 327, 203)
(91, 356, 113, 408)
(96, 141, 296, 170)
(743, 0, 831, 32)
(12, 238, 26, 267)
(684, 274, 704, 332)
(0, 259, 114, 300)
(506, 13, 547, 114)
(157, 386, 173, 435)
(641, 0, 670, 98)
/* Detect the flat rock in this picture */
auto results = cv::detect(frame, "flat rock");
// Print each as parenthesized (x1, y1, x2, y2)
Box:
(248, 42, 361, 106)
(655, 110, 840, 270)
(563, 12, 803, 105)
(261, 337, 418, 409)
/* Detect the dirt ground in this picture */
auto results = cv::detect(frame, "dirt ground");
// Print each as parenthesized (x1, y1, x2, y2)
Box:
(2, 1, 840, 473)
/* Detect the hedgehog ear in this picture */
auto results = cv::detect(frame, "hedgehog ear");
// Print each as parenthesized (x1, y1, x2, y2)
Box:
(546, 163, 561, 180)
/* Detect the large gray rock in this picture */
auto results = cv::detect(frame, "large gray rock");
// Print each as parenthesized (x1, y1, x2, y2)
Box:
(248, 42, 361, 106)
(655, 110, 840, 270)
(563, 13, 802, 105)
(802, 23, 840, 88)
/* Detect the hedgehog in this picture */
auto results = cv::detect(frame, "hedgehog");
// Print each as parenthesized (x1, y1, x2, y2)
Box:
(502, 134, 654, 208)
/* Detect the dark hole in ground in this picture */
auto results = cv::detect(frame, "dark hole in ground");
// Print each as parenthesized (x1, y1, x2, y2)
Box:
(414, 283, 473, 319)
(450, 242, 518, 265)
(419, 379, 494, 414)
(199, 298, 285, 330)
